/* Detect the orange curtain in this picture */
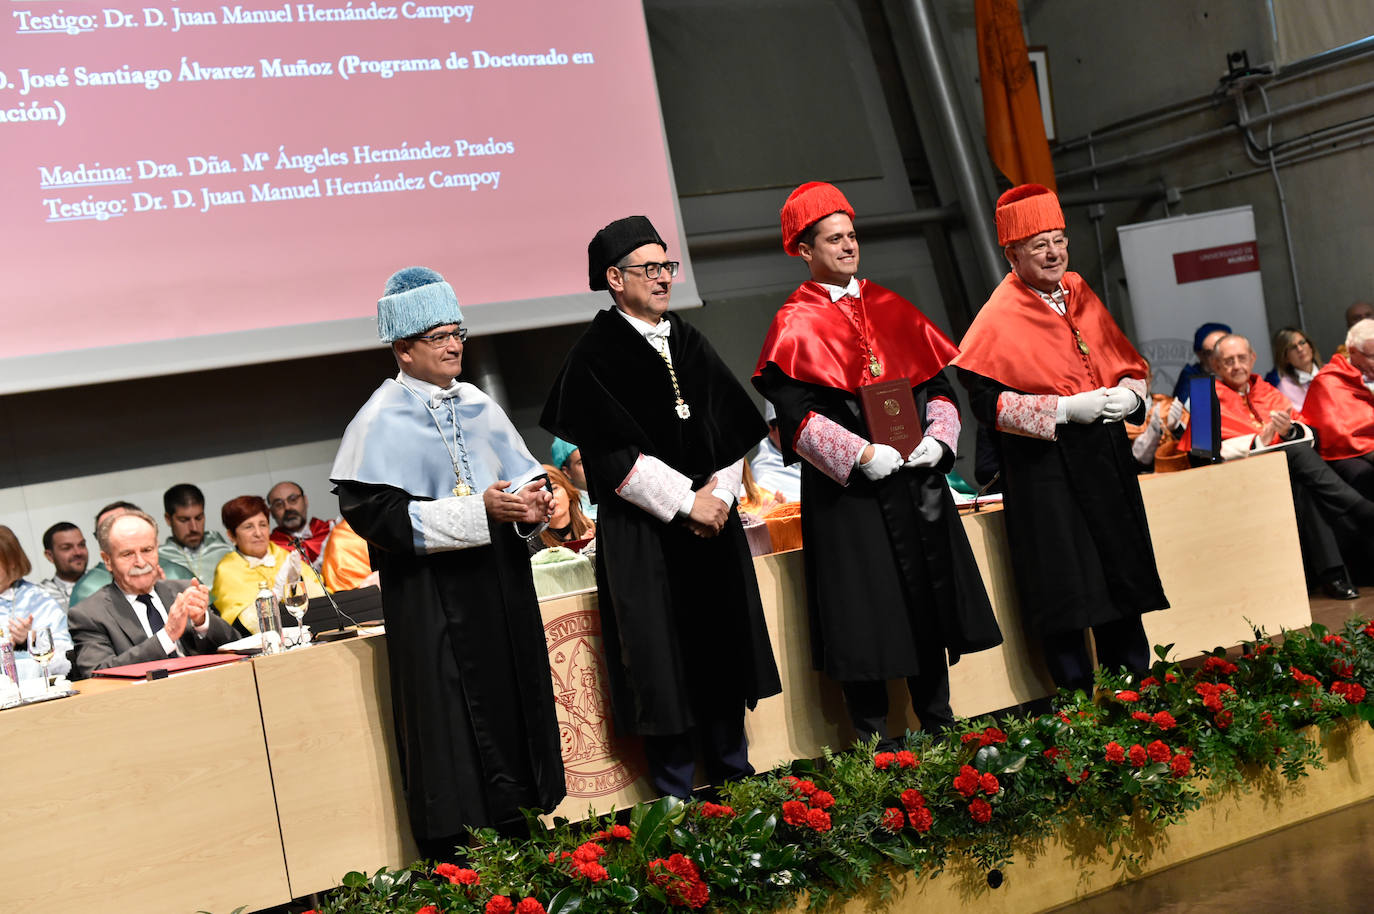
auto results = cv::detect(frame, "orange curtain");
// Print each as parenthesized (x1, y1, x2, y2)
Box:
(976, 0, 1057, 190)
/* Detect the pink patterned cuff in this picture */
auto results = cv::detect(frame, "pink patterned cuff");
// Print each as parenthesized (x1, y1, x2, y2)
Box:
(617, 454, 694, 523)
(794, 412, 866, 485)
(924, 396, 961, 455)
(1119, 377, 1148, 410)
(996, 392, 1058, 440)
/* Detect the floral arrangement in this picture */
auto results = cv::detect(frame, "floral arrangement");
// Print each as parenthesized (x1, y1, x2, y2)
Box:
(301, 619, 1374, 914)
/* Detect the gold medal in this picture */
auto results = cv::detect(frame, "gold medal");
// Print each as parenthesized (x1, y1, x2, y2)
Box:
(453, 483, 473, 497)
(1074, 330, 1090, 355)
(868, 353, 883, 377)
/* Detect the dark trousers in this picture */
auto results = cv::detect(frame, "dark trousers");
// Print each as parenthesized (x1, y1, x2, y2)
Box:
(1284, 445, 1374, 576)
(641, 708, 752, 801)
(841, 659, 954, 747)
(1328, 452, 1374, 501)
(1041, 615, 1151, 692)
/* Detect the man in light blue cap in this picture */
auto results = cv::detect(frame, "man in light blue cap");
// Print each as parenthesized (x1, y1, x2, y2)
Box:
(550, 436, 597, 520)
(330, 266, 565, 857)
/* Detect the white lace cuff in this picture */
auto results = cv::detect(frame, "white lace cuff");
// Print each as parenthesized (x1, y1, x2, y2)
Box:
(410, 496, 492, 553)
(924, 396, 961, 455)
(793, 412, 866, 485)
(617, 454, 694, 524)
(997, 392, 1059, 440)
(712, 458, 744, 506)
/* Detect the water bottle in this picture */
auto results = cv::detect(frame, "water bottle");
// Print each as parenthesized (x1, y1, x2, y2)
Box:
(254, 584, 284, 655)
(0, 620, 20, 699)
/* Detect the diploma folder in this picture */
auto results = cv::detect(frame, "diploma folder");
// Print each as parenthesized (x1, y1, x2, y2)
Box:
(91, 653, 245, 679)
(858, 378, 922, 459)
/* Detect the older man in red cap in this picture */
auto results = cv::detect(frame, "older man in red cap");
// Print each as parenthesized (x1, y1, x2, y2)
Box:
(753, 182, 1001, 749)
(952, 184, 1167, 693)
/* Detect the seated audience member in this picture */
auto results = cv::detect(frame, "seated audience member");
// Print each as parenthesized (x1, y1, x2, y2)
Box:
(1301, 318, 1374, 500)
(212, 495, 324, 633)
(320, 518, 378, 591)
(1268, 327, 1321, 410)
(1334, 301, 1374, 357)
(1181, 333, 1374, 598)
(529, 465, 595, 556)
(69, 502, 193, 606)
(160, 484, 233, 583)
(1172, 321, 1231, 402)
(267, 481, 334, 568)
(739, 462, 787, 517)
(1127, 394, 1188, 473)
(0, 525, 74, 682)
(551, 437, 597, 521)
(748, 402, 802, 503)
(37, 521, 88, 609)
(67, 511, 234, 679)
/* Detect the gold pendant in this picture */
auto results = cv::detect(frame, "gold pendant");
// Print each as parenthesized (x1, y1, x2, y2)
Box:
(868, 354, 883, 377)
(1075, 331, 1089, 355)
(453, 483, 473, 497)
(675, 400, 691, 420)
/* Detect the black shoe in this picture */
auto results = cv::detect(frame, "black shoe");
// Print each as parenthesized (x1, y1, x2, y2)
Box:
(1321, 569, 1359, 600)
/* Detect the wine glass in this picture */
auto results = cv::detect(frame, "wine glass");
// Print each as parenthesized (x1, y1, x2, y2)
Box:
(27, 625, 54, 695)
(282, 580, 309, 648)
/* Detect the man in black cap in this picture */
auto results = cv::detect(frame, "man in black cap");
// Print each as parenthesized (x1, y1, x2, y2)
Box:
(542, 215, 781, 800)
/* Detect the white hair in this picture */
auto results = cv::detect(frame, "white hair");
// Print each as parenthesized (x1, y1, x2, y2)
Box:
(1346, 319, 1374, 354)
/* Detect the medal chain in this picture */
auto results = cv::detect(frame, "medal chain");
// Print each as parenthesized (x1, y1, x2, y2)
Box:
(398, 382, 476, 496)
(831, 294, 883, 378)
(654, 347, 692, 420)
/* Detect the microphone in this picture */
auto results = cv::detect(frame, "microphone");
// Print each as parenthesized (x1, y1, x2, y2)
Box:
(290, 535, 364, 634)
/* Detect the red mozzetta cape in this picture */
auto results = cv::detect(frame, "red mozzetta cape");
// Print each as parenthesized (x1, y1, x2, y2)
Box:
(753, 280, 958, 393)
(1301, 354, 1374, 460)
(1178, 375, 1301, 452)
(951, 271, 1146, 395)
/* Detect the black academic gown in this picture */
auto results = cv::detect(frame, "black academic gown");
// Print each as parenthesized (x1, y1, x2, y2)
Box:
(541, 308, 782, 737)
(755, 365, 1003, 679)
(336, 481, 565, 840)
(958, 370, 1169, 634)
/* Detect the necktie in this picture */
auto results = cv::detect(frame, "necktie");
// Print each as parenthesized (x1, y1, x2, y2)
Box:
(136, 594, 162, 635)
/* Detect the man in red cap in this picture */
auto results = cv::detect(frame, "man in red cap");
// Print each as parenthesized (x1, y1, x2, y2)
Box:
(952, 184, 1166, 693)
(754, 182, 1001, 748)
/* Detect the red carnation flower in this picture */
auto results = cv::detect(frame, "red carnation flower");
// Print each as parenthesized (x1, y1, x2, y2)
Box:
(1260, 711, 1275, 728)
(592, 823, 632, 842)
(979, 772, 1000, 795)
(782, 799, 808, 826)
(1333, 681, 1368, 703)
(1290, 666, 1321, 688)
(1323, 633, 1347, 647)
(1165, 672, 1178, 683)
(1128, 744, 1148, 767)
(1104, 741, 1126, 764)
(1170, 754, 1192, 777)
(576, 861, 609, 882)
(1152, 711, 1176, 730)
(1139, 676, 1160, 690)
(1147, 739, 1171, 763)
(873, 752, 895, 770)
(570, 842, 605, 864)
(486, 897, 515, 914)
(1201, 656, 1238, 676)
(698, 801, 736, 819)
(881, 807, 905, 832)
(1043, 746, 1062, 760)
(436, 863, 480, 886)
(1215, 710, 1233, 729)
(416, 907, 439, 914)
(953, 764, 980, 797)
(648, 855, 710, 909)
(895, 750, 918, 769)
(961, 732, 979, 744)
(908, 806, 934, 832)
(1332, 659, 1355, 679)
(968, 798, 992, 823)
(794, 779, 817, 796)
(900, 787, 925, 811)
(1132, 711, 1151, 722)
(1116, 690, 1140, 703)
(809, 790, 835, 809)
(806, 807, 832, 831)
(979, 727, 1008, 746)
(515, 900, 545, 914)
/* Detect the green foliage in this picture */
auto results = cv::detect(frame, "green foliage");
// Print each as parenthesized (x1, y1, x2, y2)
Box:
(298, 617, 1374, 914)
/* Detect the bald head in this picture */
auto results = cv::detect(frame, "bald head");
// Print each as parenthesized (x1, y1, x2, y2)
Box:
(99, 512, 162, 596)
(1213, 334, 1256, 391)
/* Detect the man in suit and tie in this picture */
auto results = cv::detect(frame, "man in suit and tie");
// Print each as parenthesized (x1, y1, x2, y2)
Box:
(68, 510, 235, 679)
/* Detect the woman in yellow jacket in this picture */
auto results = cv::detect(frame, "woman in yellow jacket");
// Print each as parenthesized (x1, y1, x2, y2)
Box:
(211, 495, 324, 634)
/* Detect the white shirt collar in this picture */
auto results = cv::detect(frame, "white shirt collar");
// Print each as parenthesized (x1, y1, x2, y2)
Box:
(616, 307, 670, 339)
(243, 550, 277, 569)
(1295, 366, 1317, 385)
(817, 277, 861, 302)
(397, 371, 464, 408)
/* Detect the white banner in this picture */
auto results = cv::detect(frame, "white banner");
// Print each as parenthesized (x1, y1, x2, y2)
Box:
(1118, 206, 1271, 395)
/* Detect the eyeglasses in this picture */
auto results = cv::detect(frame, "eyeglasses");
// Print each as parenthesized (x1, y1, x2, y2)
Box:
(268, 493, 303, 510)
(1022, 235, 1068, 256)
(616, 261, 680, 280)
(1286, 339, 1311, 351)
(413, 327, 469, 347)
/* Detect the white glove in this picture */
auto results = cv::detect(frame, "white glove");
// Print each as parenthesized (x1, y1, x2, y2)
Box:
(1166, 397, 1184, 428)
(903, 436, 944, 469)
(857, 443, 903, 481)
(1101, 386, 1140, 423)
(1060, 389, 1109, 424)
